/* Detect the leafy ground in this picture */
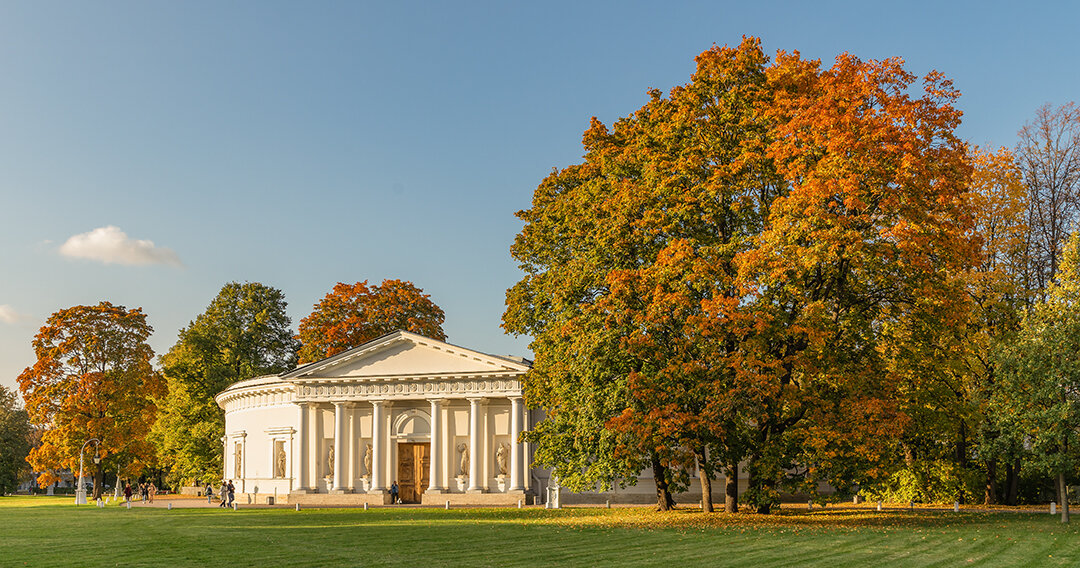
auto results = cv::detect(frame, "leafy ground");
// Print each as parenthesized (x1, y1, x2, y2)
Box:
(1, 496, 1077, 567)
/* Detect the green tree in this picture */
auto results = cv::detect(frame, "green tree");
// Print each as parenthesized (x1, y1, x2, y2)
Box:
(0, 386, 32, 495)
(152, 282, 298, 488)
(997, 231, 1080, 523)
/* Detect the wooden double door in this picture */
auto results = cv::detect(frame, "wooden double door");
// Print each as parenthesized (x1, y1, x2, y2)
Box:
(396, 442, 430, 503)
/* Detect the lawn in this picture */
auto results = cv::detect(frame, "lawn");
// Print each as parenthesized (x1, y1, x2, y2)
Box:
(1, 497, 1077, 567)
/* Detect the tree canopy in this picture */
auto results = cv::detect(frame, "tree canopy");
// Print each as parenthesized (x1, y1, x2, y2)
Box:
(506, 37, 976, 512)
(0, 386, 32, 495)
(297, 279, 446, 363)
(152, 282, 299, 488)
(997, 231, 1080, 522)
(17, 302, 162, 499)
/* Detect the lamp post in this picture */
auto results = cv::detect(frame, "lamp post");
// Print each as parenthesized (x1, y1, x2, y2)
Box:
(75, 439, 101, 506)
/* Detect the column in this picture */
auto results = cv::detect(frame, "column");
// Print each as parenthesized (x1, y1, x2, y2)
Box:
(347, 404, 358, 491)
(311, 405, 323, 486)
(296, 403, 310, 491)
(467, 398, 483, 492)
(288, 428, 296, 492)
(332, 402, 349, 492)
(371, 400, 386, 492)
(428, 399, 443, 491)
(509, 397, 524, 491)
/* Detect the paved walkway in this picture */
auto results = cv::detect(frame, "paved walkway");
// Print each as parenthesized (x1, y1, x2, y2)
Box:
(94, 495, 460, 510)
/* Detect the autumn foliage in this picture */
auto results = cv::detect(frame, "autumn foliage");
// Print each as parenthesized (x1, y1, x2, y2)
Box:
(506, 37, 979, 512)
(297, 279, 446, 363)
(17, 302, 163, 499)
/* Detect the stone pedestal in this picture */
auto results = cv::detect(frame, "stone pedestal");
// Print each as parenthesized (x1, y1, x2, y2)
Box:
(454, 476, 468, 492)
(496, 475, 508, 493)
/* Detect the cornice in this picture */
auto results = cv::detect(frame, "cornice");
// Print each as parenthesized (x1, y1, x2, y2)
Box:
(294, 374, 523, 402)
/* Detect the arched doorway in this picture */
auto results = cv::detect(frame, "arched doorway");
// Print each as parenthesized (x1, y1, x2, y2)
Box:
(393, 409, 431, 503)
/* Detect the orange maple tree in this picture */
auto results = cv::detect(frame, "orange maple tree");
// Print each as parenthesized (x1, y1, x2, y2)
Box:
(725, 49, 975, 511)
(297, 279, 446, 363)
(506, 37, 978, 513)
(18, 302, 164, 499)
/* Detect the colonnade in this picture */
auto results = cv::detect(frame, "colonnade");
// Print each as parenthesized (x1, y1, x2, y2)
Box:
(291, 397, 527, 495)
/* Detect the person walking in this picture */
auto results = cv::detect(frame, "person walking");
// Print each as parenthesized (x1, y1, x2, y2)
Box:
(123, 483, 132, 505)
(389, 481, 399, 504)
(205, 483, 214, 504)
(219, 481, 228, 508)
(148, 483, 157, 504)
(227, 480, 235, 507)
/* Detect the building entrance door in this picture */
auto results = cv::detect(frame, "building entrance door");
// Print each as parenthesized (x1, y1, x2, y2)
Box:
(397, 442, 430, 503)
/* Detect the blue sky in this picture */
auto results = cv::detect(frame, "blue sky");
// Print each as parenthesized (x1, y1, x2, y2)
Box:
(1, 1, 1076, 393)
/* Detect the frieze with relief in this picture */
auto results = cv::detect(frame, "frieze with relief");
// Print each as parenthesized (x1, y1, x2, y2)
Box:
(293, 376, 521, 400)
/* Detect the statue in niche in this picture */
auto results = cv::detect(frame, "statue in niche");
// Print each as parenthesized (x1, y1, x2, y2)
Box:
(327, 446, 335, 478)
(457, 443, 469, 477)
(496, 443, 509, 476)
(274, 445, 287, 478)
(234, 443, 242, 478)
(364, 444, 373, 479)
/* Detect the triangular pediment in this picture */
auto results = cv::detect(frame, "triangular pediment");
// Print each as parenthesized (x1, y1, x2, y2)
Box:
(280, 331, 530, 381)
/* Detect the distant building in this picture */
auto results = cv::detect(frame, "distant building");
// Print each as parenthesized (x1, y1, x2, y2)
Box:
(17, 470, 74, 494)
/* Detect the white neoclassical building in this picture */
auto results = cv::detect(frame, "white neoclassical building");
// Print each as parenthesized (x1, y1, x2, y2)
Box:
(216, 331, 540, 506)
(216, 330, 720, 506)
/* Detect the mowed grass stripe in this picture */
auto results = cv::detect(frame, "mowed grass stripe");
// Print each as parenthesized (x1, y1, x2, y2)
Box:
(3, 498, 1080, 567)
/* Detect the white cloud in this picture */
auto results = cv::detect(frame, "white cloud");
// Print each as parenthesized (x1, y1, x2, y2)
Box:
(0, 305, 26, 324)
(59, 226, 183, 267)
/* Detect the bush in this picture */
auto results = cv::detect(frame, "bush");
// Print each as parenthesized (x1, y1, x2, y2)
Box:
(865, 461, 982, 504)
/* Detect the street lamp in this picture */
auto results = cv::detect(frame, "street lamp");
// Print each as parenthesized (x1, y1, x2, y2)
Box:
(75, 439, 101, 506)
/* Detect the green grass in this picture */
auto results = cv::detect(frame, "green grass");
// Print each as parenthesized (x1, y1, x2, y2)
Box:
(1, 497, 1078, 567)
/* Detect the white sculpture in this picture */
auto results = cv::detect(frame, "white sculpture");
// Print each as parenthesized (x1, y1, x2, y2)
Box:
(234, 443, 242, 478)
(496, 443, 509, 476)
(327, 446, 334, 478)
(457, 443, 469, 477)
(364, 444, 373, 479)
(275, 445, 287, 478)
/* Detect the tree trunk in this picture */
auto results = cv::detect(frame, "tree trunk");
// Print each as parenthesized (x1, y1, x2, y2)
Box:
(651, 453, 675, 511)
(747, 463, 774, 514)
(92, 467, 103, 501)
(984, 459, 998, 506)
(1006, 457, 1020, 506)
(1061, 472, 1071, 524)
(956, 421, 968, 504)
(725, 463, 739, 513)
(697, 449, 713, 513)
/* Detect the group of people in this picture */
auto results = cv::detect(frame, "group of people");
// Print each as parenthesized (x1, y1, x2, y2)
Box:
(204, 480, 235, 508)
(122, 481, 157, 504)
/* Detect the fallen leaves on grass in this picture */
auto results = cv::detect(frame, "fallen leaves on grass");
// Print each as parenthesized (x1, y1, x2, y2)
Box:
(517, 507, 1080, 536)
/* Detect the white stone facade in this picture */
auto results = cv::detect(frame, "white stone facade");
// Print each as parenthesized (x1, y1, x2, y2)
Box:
(216, 331, 538, 505)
